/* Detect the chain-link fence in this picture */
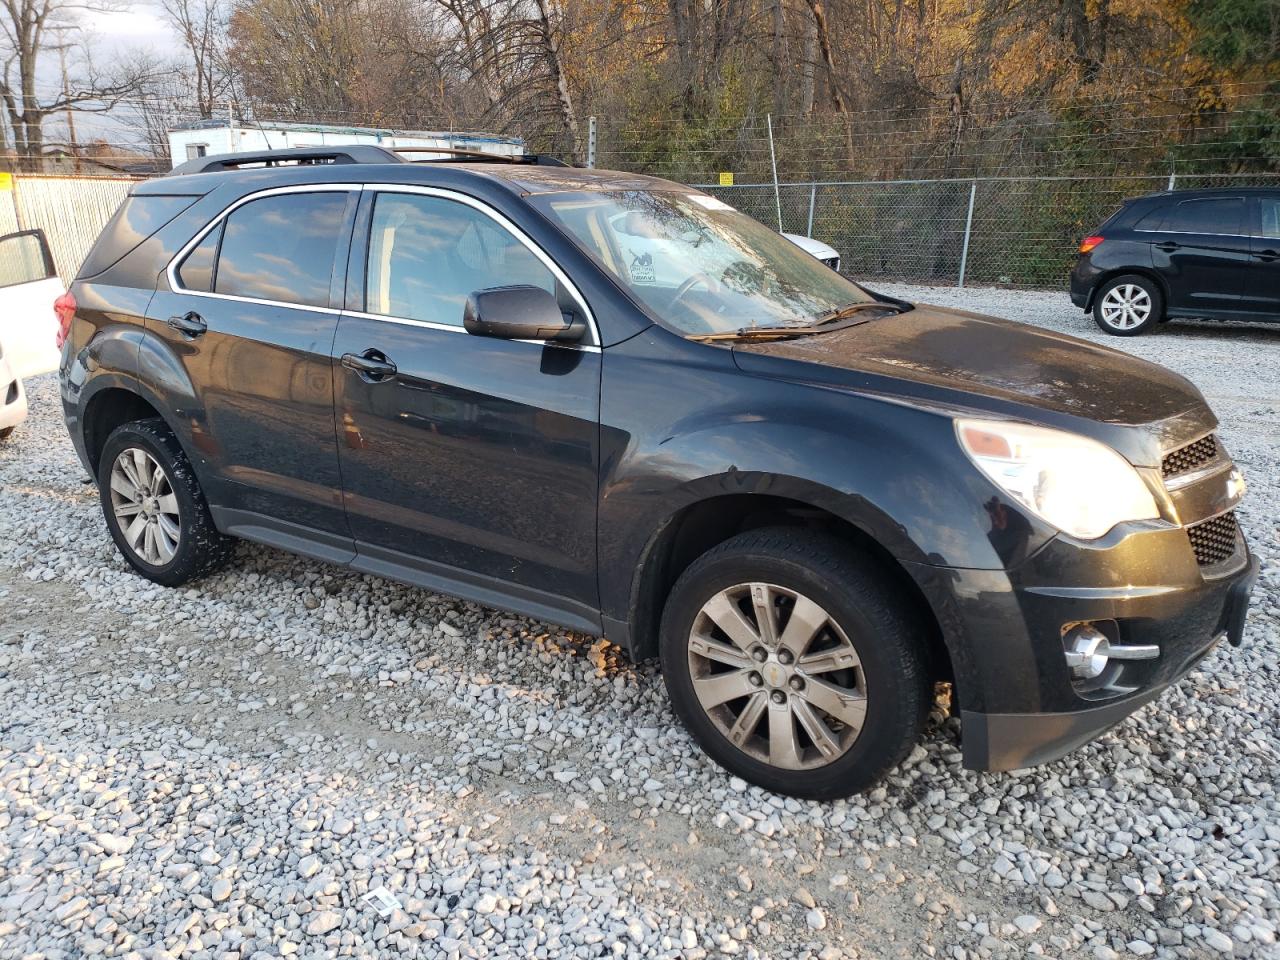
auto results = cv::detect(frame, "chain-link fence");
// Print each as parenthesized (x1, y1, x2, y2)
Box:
(3, 166, 1279, 290)
(699, 172, 1280, 288)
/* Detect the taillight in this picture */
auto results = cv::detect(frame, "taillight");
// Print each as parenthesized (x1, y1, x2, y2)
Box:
(54, 291, 76, 348)
(1079, 235, 1104, 255)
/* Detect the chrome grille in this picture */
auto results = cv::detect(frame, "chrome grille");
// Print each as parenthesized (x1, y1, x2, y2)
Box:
(1162, 434, 1217, 479)
(1186, 511, 1238, 566)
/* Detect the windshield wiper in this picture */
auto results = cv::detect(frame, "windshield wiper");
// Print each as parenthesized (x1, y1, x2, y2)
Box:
(687, 323, 858, 342)
(686, 301, 907, 343)
(814, 300, 906, 324)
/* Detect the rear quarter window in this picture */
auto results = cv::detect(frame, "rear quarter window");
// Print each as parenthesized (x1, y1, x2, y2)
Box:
(1162, 197, 1247, 235)
(77, 194, 199, 280)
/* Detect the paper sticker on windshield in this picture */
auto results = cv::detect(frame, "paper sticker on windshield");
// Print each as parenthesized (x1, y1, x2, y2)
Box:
(687, 194, 734, 212)
(628, 250, 656, 284)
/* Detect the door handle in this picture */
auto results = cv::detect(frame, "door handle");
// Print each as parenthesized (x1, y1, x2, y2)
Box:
(167, 311, 206, 337)
(1256, 249, 1280, 262)
(1154, 241, 1180, 252)
(341, 349, 397, 382)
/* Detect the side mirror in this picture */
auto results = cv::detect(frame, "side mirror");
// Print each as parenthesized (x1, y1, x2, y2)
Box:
(463, 285, 585, 343)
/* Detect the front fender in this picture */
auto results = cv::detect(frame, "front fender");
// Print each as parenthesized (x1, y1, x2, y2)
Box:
(599, 413, 1055, 618)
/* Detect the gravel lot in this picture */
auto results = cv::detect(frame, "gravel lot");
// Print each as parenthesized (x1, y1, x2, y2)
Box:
(1, 286, 1277, 960)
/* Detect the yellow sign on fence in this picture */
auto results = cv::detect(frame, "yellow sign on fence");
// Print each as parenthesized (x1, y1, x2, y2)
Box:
(0, 172, 12, 191)
(718, 172, 734, 186)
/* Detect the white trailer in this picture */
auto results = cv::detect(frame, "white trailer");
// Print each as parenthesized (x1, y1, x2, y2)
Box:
(167, 121, 525, 169)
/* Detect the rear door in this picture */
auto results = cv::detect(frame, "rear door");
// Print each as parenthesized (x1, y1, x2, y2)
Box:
(0, 229, 62, 378)
(1249, 193, 1280, 318)
(146, 186, 358, 544)
(1146, 195, 1253, 316)
(332, 186, 602, 623)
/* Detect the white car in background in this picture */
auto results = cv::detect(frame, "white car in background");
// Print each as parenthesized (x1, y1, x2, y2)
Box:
(0, 229, 63, 442)
(782, 232, 840, 272)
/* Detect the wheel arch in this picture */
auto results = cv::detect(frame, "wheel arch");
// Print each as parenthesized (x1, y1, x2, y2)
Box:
(622, 491, 957, 695)
(1090, 267, 1170, 316)
(79, 372, 200, 483)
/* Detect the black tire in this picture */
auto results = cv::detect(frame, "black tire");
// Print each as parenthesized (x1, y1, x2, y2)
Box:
(97, 418, 234, 586)
(659, 528, 930, 800)
(0, 426, 13, 442)
(1092, 274, 1164, 336)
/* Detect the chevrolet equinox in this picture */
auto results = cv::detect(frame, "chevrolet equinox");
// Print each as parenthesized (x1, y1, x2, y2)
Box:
(59, 147, 1258, 799)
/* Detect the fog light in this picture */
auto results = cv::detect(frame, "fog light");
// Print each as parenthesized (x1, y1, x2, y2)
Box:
(1063, 623, 1159, 680)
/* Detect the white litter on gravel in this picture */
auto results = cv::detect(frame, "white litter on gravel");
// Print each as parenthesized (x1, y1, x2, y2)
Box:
(0, 285, 1276, 959)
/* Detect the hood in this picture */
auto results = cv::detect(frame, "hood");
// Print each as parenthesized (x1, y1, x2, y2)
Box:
(731, 303, 1216, 467)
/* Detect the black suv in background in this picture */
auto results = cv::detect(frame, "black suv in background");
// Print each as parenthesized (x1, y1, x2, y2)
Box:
(60, 147, 1257, 799)
(1071, 187, 1280, 335)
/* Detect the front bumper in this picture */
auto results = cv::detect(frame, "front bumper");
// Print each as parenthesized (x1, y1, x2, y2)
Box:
(907, 526, 1259, 772)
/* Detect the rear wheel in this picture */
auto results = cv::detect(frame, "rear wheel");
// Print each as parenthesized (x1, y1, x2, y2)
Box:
(0, 426, 13, 442)
(1093, 274, 1163, 336)
(98, 419, 234, 586)
(659, 528, 930, 799)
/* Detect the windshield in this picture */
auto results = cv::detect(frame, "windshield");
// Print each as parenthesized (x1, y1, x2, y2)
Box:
(528, 189, 877, 336)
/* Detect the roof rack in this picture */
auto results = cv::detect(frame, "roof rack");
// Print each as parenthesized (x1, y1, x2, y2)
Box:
(167, 144, 568, 177)
(168, 145, 404, 176)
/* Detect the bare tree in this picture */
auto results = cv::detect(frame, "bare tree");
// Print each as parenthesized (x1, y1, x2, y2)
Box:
(531, 0, 579, 162)
(159, 0, 229, 118)
(0, 0, 156, 168)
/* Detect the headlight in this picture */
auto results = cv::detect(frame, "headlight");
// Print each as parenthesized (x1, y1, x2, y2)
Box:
(956, 418, 1160, 540)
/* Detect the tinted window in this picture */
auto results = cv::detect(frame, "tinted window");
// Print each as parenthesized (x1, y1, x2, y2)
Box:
(77, 194, 198, 279)
(1259, 197, 1280, 239)
(214, 192, 348, 307)
(176, 221, 222, 291)
(0, 231, 54, 287)
(365, 193, 556, 326)
(1163, 197, 1246, 235)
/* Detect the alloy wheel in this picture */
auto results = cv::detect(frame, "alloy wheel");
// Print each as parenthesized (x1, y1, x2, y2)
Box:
(687, 582, 868, 770)
(1099, 283, 1152, 330)
(109, 447, 181, 565)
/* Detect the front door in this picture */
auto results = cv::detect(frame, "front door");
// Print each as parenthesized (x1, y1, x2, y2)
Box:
(146, 187, 357, 541)
(333, 188, 601, 624)
(1148, 195, 1254, 316)
(0, 229, 62, 378)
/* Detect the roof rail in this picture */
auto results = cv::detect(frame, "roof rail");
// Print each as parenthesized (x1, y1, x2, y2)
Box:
(166, 144, 572, 177)
(167, 145, 404, 176)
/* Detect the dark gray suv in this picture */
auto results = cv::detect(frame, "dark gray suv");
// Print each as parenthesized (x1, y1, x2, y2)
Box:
(60, 147, 1257, 798)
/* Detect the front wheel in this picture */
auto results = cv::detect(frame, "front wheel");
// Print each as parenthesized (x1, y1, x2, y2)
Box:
(0, 426, 13, 442)
(659, 529, 930, 800)
(97, 419, 234, 586)
(1093, 275, 1163, 336)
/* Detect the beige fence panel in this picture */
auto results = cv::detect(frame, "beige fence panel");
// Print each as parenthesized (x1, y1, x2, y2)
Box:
(0, 175, 18, 235)
(11, 175, 136, 280)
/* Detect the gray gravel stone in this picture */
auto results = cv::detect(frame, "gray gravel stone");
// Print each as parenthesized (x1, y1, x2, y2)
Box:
(1, 289, 1278, 959)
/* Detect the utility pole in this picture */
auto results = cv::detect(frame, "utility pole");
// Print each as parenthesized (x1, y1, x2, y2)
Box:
(51, 28, 79, 173)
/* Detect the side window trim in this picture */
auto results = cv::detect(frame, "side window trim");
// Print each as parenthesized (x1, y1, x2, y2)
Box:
(166, 184, 362, 314)
(347, 184, 600, 347)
